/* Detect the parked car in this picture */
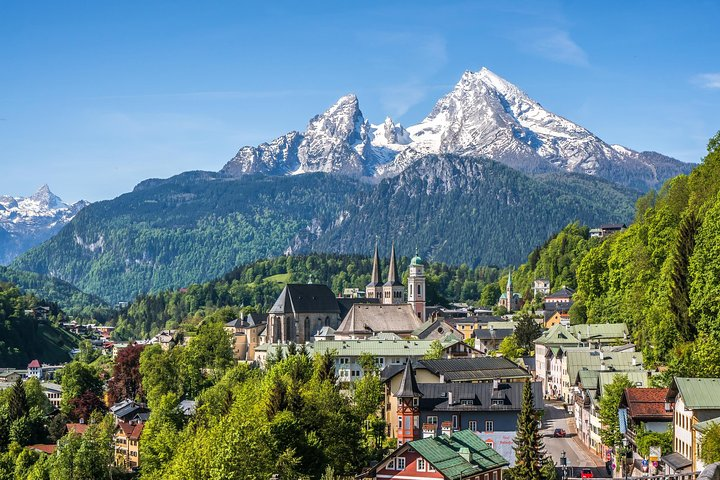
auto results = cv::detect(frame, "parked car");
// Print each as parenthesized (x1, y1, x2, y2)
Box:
(581, 468, 594, 478)
(553, 428, 566, 437)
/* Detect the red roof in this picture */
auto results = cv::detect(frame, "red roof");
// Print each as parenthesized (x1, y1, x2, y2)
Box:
(28, 359, 42, 368)
(116, 421, 144, 440)
(622, 388, 672, 421)
(27, 444, 56, 455)
(66, 423, 89, 435)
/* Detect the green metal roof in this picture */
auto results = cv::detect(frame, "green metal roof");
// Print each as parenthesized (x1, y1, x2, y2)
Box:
(597, 371, 648, 397)
(409, 430, 509, 478)
(256, 338, 458, 357)
(569, 323, 628, 342)
(566, 350, 643, 386)
(410, 255, 423, 266)
(672, 378, 720, 410)
(694, 417, 720, 434)
(535, 324, 581, 346)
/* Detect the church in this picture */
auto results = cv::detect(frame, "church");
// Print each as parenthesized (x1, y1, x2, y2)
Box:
(365, 242, 426, 322)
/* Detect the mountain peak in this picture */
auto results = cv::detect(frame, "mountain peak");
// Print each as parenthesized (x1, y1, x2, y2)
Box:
(29, 184, 64, 208)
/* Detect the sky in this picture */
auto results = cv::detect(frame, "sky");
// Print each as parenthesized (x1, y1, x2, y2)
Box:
(1, 1, 719, 202)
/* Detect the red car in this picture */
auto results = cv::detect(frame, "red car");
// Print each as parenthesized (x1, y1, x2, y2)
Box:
(581, 468, 594, 478)
(553, 428, 566, 437)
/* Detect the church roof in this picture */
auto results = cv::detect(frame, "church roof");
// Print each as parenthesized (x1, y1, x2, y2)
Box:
(336, 303, 423, 336)
(394, 360, 423, 398)
(268, 284, 340, 315)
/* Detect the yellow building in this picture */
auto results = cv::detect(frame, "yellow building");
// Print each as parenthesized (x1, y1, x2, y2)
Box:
(114, 422, 144, 471)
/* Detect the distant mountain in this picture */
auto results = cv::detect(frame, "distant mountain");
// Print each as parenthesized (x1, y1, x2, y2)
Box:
(222, 68, 693, 191)
(12, 155, 636, 303)
(0, 185, 89, 264)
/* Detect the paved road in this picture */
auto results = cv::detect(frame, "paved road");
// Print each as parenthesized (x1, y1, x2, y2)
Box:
(542, 402, 610, 478)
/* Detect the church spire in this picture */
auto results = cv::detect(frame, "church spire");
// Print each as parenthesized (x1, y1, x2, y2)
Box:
(369, 240, 381, 286)
(385, 241, 402, 286)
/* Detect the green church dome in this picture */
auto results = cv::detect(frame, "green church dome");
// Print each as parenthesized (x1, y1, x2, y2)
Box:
(410, 255, 423, 266)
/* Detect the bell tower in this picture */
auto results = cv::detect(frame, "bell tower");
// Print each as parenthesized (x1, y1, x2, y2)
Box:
(395, 360, 423, 445)
(366, 241, 383, 300)
(408, 250, 426, 321)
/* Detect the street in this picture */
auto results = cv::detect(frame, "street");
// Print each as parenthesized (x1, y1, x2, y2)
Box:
(542, 402, 609, 478)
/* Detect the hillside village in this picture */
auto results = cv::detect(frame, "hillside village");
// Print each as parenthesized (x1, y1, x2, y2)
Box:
(2, 237, 720, 479)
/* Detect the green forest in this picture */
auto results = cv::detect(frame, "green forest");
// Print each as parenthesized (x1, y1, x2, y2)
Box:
(12, 155, 636, 304)
(0, 283, 80, 367)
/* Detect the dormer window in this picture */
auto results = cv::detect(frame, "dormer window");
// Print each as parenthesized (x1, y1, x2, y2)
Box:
(492, 399, 504, 406)
(460, 399, 474, 406)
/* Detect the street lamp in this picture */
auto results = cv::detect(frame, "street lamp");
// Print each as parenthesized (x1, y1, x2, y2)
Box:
(560, 450, 567, 480)
(622, 438, 629, 480)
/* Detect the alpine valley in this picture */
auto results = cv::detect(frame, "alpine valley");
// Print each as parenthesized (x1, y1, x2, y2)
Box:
(11, 68, 693, 303)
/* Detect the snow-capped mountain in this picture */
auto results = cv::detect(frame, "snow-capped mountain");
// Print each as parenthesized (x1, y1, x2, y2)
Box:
(0, 185, 88, 264)
(222, 67, 692, 190)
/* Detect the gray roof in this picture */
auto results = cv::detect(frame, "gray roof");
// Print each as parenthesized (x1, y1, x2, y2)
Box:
(416, 381, 543, 412)
(474, 328, 514, 341)
(337, 297, 380, 319)
(336, 303, 423, 336)
(268, 284, 340, 315)
(395, 361, 423, 398)
(382, 357, 531, 383)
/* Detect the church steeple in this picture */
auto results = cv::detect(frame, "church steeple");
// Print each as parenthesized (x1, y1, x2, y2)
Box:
(385, 242, 402, 287)
(383, 241, 405, 304)
(366, 241, 382, 299)
(395, 359, 423, 444)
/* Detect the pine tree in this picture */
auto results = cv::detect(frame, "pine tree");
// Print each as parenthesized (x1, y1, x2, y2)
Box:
(8, 377, 28, 421)
(510, 381, 550, 480)
(669, 212, 700, 341)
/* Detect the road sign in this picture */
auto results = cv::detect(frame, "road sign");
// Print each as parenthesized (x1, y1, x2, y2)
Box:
(649, 446, 661, 462)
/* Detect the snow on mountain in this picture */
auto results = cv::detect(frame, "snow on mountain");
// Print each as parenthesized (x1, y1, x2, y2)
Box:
(221, 68, 693, 190)
(0, 185, 88, 264)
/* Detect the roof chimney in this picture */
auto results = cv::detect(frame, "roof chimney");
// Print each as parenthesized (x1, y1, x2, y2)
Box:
(600, 361, 607, 371)
(459, 447, 473, 463)
(448, 391, 453, 406)
(631, 355, 637, 366)
(493, 379, 500, 391)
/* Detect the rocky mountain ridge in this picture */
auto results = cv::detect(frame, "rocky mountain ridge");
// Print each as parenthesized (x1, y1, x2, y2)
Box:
(222, 68, 692, 191)
(0, 185, 88, 263)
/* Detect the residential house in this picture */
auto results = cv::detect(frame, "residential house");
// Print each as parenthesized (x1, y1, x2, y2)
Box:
(114, 421, 144, 470)
(590, 224, 627, 238)
(224, 314, 267, 361)
(694, 419, 720, 472)
(533, 279, 551, 298)
(618, 388, 672, 453)
(473, 328, 514, 355)
(446, 316, 501, 340)
(412, 318, 464, 342)
(27, 359, 43, 379)
(563, 349, 642, 403)
(543, 287, 574, 307)
(544, 311, 569, 328)
(664, 378, 720, 474)
(360, 429, 509, 480)
(41, 382, 62, 409)
(0, 369, 22, 382)
(110, 399, 150, 423)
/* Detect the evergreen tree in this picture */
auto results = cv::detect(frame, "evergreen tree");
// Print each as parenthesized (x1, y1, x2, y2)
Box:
(8, 377, 28, 421)
(669, 211, 700, 341)
(510, 381, 549, 480)
(514, 313, 543, 351)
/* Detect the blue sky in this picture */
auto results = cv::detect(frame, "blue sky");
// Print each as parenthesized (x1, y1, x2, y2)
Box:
(1, 1, 719, 202)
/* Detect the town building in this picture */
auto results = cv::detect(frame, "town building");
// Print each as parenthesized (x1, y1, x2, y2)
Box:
(110, 399, 150, 424)
(618, 388, 672, 453)
(532, 279, 551, 298)
(360, 429, 509, 480)
(411, 318, 463, 342)
(473, 327, 514, 355)
(543, 286, 574, 306)
(224, 313, 267, 361)
(42, 382, 62, 409)
(114, 421, 144, 470)
(589, 224, 627, 238)
(27, 359, 43, 379)
(366, 243, 427, 320)
(664, 378, 720, 474)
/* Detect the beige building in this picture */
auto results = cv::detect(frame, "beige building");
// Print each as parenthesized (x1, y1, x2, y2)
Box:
(114, 421, 144, 471)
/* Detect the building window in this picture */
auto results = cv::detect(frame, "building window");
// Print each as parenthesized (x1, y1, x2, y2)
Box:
(396, 457, 406, 470)
(417, 458, 426, 471)
(469, 420, 477, 431)
(427, 416, 438, 425)
(452, 415, 458, 429)
(428, 463, 436, 472)
(398, 417, 403, 428)
(492, 399, 504, 406)
(386, 459, 395, 470)
(412, 397, 419, 406)
(485, 421, 494, 432)
(461, 399, 473, 405)
(493, 471, 498, 480)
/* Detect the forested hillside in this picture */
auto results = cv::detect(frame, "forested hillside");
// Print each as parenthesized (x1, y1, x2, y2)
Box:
(571, 132, 720, 378)
(0, 265, 107, 317)
(110, 253, 502, 339)
(13, 155, 637, 304)
(0, 283, 80, 367)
